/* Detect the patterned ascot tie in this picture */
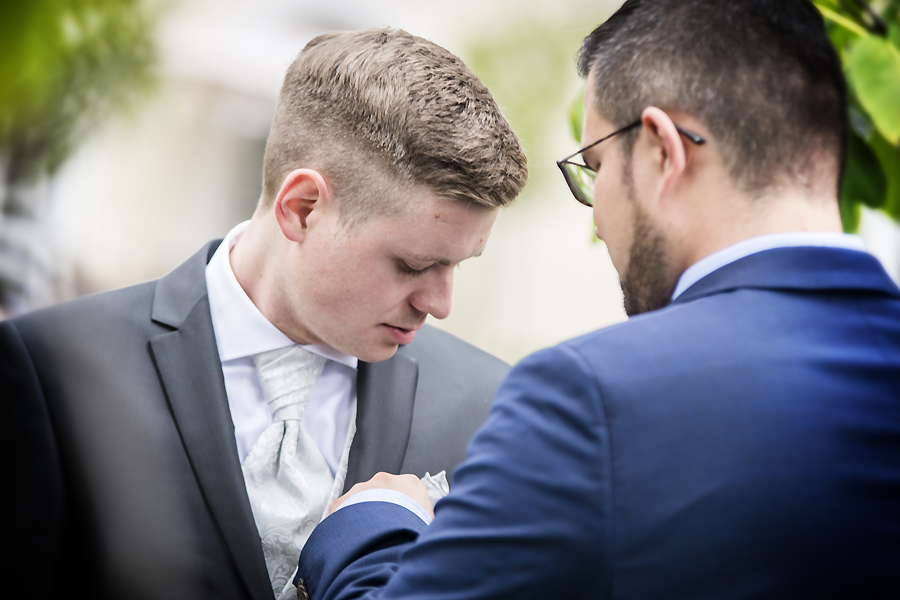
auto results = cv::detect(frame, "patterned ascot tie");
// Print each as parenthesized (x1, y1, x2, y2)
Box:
(242, 345, 338, 596)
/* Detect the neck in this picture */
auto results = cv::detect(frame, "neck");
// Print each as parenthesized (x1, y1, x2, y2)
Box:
(677, 184, 844, 272)
(230, 212, 308, 342)
(230, 216, 268, 301)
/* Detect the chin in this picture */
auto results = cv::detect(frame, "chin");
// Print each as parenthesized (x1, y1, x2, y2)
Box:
(356, 342, 400, 364)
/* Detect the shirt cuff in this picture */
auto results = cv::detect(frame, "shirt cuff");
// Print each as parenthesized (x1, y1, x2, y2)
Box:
(333, 488, 433, 524)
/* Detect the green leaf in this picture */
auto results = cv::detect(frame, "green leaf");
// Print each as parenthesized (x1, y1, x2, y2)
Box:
(841, 128, 888, 209)
(839, 193, 862, 232)
(890, 23, 900, 49)
(887, 0, 900, 24)
(869, 131, 900, 221)
(826, 23, 859, 60)
(814, 2, 868, 37)
(568, 91, 584, 145)
(847, 35, 900, 144)
(812, 0, 840, 10)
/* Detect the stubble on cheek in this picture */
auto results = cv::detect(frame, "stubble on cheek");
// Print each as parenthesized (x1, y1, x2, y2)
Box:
(619, 207, 676, 317)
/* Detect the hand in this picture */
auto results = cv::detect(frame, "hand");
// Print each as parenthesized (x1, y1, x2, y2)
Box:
(328, 472, 434, 519)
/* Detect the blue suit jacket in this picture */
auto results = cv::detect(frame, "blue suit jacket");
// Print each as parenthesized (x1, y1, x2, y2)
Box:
(297, 247, 900, 600)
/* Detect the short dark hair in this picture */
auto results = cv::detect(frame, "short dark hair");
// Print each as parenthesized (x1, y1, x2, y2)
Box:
(262, 28, 528, 228)
(578, 0, 848, 194)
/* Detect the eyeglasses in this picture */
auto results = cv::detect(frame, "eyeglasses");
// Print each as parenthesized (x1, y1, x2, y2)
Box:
(556, 119, 706, 207)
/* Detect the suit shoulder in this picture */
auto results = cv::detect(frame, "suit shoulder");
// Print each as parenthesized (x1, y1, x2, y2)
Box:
(560, 298, 714, 358)
(394, 326, 510, 479)
(401, 324, 510, 373)
(8, 280, 160, 344)
(14, 281, 157, 320)
(398, 325, 509, 424)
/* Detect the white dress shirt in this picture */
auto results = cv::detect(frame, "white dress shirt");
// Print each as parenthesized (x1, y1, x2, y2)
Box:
(205, 221, 358, 473)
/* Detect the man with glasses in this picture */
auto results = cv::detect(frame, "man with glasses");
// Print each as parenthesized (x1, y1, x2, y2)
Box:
(292, 1, 900, 599)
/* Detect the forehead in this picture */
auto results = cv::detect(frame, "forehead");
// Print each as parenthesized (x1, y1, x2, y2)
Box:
(375, 184, 489, 224)
(358, 187, 496, 254)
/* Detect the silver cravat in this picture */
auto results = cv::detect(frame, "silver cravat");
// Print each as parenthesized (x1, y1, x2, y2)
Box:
(242, 345, 335, 597)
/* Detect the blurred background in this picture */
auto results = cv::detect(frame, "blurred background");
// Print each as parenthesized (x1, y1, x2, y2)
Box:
(2, 0, 899, 365)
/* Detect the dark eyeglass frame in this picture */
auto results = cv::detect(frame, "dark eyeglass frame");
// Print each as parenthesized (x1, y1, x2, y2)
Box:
(556, 119, 706, 207)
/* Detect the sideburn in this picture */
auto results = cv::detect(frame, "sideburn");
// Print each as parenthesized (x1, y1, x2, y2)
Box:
(620, 206, 674, 316)
(618, 157, 676, 317)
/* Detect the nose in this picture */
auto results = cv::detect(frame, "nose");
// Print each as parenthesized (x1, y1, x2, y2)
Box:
(410, 268, 453, 320)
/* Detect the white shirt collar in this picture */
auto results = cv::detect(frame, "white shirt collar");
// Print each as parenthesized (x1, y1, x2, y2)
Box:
(671, 231, 868, 301)
(205, 221, 358, 369)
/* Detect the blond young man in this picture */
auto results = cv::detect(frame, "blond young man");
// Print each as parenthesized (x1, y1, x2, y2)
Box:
(0, 29, 527, 600)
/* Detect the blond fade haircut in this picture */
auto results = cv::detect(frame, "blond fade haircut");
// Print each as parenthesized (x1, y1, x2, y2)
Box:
(261, 28, 528, 228)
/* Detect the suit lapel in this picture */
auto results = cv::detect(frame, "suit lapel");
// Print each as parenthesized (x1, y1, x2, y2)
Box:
(344, 352, 418, 492)
(149, 242, 272, 600)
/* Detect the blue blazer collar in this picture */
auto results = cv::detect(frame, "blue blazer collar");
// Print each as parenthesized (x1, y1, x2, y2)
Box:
(673, 247, 900, 305)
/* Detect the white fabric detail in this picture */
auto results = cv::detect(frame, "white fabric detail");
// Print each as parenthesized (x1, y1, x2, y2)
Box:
(672, 232, 867, 300)
(243, 345, 357, 597)
(275, 402, 357, 600)
(420, 470, 450, 507)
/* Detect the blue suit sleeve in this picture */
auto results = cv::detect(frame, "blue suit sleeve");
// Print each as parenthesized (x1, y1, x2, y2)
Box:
(298, 344, 613, 600)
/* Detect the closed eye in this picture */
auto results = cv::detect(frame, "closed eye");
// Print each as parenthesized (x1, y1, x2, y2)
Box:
(397, 261, 428, 277)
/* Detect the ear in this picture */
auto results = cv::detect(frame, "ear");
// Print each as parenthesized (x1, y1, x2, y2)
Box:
(273, 169, 331, 242)
(639, 106, 688, 200)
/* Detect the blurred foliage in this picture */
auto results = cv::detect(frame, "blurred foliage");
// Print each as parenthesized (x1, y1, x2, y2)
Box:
(814, 0, 900, 231)
(463, 19, 602, 192)
(569, 90, 586, 145)
(0, 0, 159, 314)
(0, 0, 159, 184)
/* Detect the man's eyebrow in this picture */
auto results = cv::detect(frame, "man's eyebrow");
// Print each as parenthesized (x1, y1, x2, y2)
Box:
(409, 248, 485, 265)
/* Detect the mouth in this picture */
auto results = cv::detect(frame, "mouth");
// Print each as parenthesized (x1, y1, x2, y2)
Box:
(379, 323, 419, 345)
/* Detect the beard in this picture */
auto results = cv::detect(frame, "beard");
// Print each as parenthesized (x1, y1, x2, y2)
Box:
(619, 203, 677, 317)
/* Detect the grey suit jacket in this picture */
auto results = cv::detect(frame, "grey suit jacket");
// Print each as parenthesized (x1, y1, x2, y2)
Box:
(0, 241, 508, 600)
